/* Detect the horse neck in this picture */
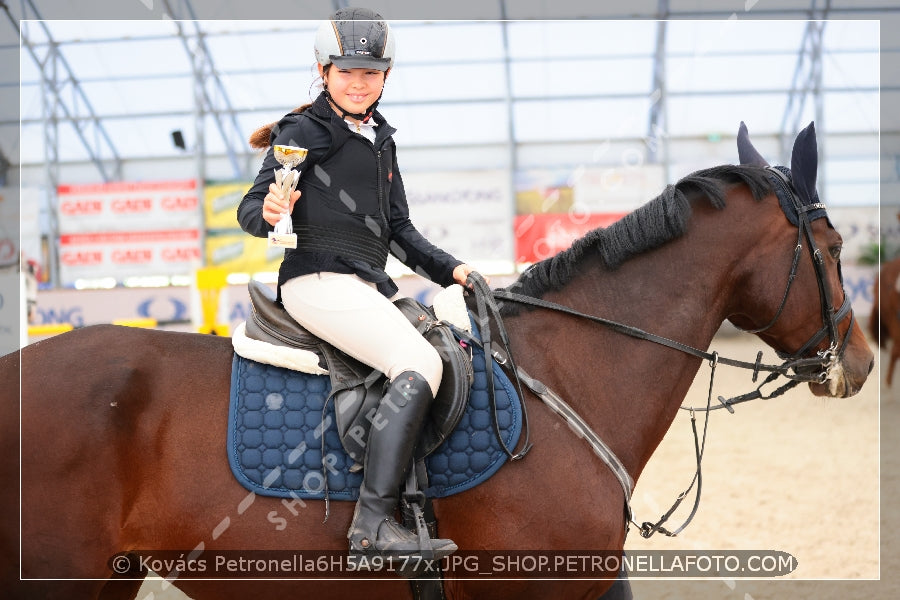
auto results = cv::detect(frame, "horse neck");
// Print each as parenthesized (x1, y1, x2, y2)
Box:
(508, 204, 750, 482)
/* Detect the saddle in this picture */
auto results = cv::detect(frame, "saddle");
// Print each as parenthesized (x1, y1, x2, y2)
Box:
(244, 280, 474, 466)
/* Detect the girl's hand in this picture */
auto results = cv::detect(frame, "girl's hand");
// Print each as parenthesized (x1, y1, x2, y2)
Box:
(453, 264, 488, 288)
(262, 182, 301, 227)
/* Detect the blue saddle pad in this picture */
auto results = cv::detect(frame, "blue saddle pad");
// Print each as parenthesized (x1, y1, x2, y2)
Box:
(227, 337, 522, 500)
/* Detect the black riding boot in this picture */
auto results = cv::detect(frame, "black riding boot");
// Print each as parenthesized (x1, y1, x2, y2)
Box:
(347, 371, 457, 561)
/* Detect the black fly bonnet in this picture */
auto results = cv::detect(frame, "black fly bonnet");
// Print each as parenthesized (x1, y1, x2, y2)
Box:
(737, 121, 831, 228)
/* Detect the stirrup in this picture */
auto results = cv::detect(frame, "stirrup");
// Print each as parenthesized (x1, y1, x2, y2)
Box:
(348, 518, 457, 571)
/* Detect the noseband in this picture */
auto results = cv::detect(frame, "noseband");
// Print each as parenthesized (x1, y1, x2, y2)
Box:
(733, 166, 855, 386)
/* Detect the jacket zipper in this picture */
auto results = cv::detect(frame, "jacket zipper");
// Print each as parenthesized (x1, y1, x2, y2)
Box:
(355, 128, 390, 229)
(375, 149, 388, 227)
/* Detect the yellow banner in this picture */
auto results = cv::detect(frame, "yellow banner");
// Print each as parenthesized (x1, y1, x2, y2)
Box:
(205, 181, 251, 229)
(205, 233, 283, 274)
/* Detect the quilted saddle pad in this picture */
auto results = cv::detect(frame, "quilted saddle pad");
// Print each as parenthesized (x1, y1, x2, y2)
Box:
(227, 339, 522, 500)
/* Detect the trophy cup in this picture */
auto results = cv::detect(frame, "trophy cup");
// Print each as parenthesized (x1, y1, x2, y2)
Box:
(267, 144, 308, 249)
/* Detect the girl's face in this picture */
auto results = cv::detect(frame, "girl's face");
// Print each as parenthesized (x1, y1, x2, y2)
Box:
(321, 64, 387, 119)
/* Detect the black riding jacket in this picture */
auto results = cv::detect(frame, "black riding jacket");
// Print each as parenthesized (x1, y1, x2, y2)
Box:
(238, 92, 462, 298)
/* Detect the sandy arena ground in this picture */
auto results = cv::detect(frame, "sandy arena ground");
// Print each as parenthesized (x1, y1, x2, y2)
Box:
(137, 332, 895, 599)
(625, 335, 894, 600)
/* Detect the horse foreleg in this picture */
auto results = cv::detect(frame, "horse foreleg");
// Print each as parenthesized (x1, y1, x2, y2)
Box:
(596, 568, 632, 600)
(4, 580, 110, 600)
(889, 345, 899, 387)
(96, 555, 149, 600)
(0, 577, 150, 600)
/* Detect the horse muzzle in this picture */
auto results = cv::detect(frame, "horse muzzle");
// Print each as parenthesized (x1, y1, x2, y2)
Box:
(788, 301, 874, 399)
(806, 349, 874, 398)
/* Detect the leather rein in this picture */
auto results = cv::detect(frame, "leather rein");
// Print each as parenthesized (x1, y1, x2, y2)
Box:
(459, 168, 854, 539)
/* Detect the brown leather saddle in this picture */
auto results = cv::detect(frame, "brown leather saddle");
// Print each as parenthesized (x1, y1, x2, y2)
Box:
(244, 280, 473, 465)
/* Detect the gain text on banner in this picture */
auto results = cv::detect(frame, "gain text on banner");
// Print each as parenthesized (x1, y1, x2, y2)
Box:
(58, 230, 201, 285)
(57, 180, 201, 234)
(56, 180, 202, 285)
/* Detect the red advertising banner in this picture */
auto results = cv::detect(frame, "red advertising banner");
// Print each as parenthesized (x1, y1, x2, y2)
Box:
(58, 229, 201, 284)
(55, 180, 202, 285)
(514, 212, 627, 264)
(57, 180, 200, 234)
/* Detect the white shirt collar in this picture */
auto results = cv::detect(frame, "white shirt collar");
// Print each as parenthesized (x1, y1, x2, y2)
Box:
(344, 117, 378, 143)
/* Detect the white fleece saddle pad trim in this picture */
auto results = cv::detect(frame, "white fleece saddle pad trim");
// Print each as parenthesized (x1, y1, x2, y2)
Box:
(432, 284, 472, 333)
(231, 321, 328, 375)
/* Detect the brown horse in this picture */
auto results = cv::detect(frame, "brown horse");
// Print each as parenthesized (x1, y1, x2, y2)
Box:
(870, 257, 900, 386)
(1, 124, 874, 600)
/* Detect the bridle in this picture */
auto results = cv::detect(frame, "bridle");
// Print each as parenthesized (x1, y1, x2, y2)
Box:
(490, 168, 856, 408)
(460, 165, 857, 539)
(632, 167, 855, 538)
(725, 166, 854, 395)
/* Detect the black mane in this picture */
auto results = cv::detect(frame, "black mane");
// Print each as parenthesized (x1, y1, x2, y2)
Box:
(504, 164, 773, 300)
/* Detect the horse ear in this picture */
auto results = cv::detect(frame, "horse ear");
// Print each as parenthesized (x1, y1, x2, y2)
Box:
(737, 121, 769, 166)
(790, 122, 818, 205)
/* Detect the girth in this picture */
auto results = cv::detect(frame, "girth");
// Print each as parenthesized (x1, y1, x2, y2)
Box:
(245, 280, 473, 464)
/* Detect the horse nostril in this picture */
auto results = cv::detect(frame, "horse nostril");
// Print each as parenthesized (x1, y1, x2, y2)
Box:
(867, 358, 875, 375)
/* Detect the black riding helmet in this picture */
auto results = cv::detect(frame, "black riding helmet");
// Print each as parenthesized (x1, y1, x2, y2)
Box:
(314, 7, 395, 122)
(314, 7, 395, 71)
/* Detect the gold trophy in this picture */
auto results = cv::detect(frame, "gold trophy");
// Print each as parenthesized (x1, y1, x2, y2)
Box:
(268, 144, 308, 249)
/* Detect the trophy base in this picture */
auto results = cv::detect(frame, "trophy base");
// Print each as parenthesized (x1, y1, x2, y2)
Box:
(268, 232, 297, 249)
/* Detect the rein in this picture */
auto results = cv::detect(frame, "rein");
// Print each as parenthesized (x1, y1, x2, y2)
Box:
(494, 288, 849, 384)
(468, 273, 534, 461)
(459, 169, 855, 538)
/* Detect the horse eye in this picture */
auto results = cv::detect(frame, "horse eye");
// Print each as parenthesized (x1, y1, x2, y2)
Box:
(829, 245, 842, 260)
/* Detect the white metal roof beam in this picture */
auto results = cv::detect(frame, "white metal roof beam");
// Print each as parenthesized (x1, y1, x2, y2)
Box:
(9, 0, 123, 183)
(647, 0, 668, 167)
(779, 0, 829, 165)
(163, 0, 252, 180)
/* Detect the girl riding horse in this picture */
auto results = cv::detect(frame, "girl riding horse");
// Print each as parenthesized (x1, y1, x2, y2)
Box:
(238, 7, 482, 564)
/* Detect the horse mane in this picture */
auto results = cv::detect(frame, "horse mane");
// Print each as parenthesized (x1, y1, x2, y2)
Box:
(505, 164, 773, 301)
